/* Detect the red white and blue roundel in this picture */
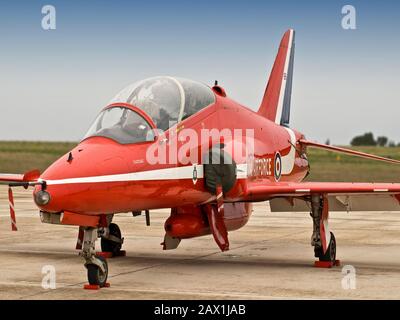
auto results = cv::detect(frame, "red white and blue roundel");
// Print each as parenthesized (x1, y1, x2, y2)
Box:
(274, 152, 282, 181)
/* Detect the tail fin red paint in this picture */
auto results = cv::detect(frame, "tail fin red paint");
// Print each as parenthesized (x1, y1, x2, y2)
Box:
(258, 29, 295, 126)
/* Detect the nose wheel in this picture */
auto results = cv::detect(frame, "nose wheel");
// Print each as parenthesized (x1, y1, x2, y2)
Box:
(86, 256, 108, 287)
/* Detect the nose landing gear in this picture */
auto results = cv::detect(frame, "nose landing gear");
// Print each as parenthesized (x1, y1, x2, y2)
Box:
(80, 227, 109, 289)
(80, 221, 125, 289)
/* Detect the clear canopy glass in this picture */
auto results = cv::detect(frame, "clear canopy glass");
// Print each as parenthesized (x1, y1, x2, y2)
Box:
(109, 76, 215, 131)
(83, 77, 216, 144)
(82, 107, 155, 144)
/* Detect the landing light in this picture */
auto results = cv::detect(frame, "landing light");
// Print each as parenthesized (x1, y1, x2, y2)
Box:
(34, 190, 51, 206)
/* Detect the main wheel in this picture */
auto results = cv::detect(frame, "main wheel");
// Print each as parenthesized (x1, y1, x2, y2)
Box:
(315, 232, 336, 263)
(101, 223, 122, 254)
(87, 256, 108, 287)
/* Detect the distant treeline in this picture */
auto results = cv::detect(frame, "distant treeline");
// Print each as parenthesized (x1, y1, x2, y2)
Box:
(349, 132, 399, 147)
(325, 133, 399, 147)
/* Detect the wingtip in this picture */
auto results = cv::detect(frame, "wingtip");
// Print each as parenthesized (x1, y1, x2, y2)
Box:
(22, 169, 40, 182)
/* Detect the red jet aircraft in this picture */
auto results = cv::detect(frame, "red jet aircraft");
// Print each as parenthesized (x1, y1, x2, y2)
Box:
(2, 29, 400, 288)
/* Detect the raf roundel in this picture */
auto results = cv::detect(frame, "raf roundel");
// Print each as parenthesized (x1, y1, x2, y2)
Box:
(274, 152, 282, 181)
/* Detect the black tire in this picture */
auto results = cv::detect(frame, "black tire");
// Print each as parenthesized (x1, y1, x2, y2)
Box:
(87, 256, 108, 287)
(101, 223, 122, 254)
(315, 232, 336, 262)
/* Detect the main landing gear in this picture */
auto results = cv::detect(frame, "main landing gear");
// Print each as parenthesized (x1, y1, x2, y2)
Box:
(100, 223, 124, 255)
(80, 221, 124, 289)
(310, 194, 339, 267)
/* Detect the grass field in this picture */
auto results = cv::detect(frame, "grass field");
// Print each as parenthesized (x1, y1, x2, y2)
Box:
(1, 141, 400, 182)
(0, 141, 76, 173)
(304, 146, 400, 182)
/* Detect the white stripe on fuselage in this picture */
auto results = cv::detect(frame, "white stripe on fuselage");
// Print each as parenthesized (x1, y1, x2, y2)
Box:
(274, 29, 294, 125)
(281, 127, 296, 175)
(41, 163, 248, 186)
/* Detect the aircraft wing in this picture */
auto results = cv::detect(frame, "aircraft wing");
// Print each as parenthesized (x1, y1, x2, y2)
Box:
(243, 181, 400, 212)
(0, 170, 41, 185)
(299, 139, 400, 165)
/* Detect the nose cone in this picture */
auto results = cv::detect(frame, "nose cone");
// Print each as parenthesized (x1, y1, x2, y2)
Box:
(34, 139, 130, 213)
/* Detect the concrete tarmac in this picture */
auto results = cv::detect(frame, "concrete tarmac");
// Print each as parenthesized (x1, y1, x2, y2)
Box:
(1, 186, 400, 300)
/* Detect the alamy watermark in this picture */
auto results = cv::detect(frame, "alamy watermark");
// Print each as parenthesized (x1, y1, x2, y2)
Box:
(341, 5, 356, 30)
(41, 5, 56, 30)
(41, 265, 56, 289)
(145, 127, 255, 165)
(341, 265, 356, 290)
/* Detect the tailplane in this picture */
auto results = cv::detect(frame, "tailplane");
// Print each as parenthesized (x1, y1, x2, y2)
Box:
(258, 29, 295, 126)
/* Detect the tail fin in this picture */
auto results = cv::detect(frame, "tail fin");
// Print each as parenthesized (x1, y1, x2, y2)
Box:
(258, 29, 295, 126)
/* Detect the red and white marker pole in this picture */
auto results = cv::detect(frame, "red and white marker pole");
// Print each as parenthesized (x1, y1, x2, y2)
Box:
(8, 187, 18, 231)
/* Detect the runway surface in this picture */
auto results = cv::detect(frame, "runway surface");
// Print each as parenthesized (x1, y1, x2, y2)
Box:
(1, 186, 400, 300)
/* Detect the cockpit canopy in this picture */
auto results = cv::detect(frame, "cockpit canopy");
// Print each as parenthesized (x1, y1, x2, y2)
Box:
(83, 76, 216, 144)
(110, 76, 215, 131)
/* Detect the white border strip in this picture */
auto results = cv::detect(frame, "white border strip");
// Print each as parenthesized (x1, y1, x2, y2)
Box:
(43, 164, 248, 186)
(281, 127, 296, 175)
(295, 189, 310, 193)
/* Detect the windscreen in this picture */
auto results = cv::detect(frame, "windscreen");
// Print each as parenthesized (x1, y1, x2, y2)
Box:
(83, 107, 155, 144)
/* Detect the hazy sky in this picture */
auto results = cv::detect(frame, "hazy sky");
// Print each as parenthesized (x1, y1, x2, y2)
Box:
(0, 0, 399, 144)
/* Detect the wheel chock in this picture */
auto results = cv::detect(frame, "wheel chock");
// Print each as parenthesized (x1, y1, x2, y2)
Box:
(314, 259, 341, 268)
(83, 284, 100, 290)
(96, 252, 113, 259)
(83, 282, 110, 290)
(96, 250, 126, 259)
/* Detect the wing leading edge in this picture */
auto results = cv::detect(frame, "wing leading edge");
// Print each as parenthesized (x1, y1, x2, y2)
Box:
(300, 139, 400, 165)
(243, 181, 400, 212)
(0, 170, 40, 185)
